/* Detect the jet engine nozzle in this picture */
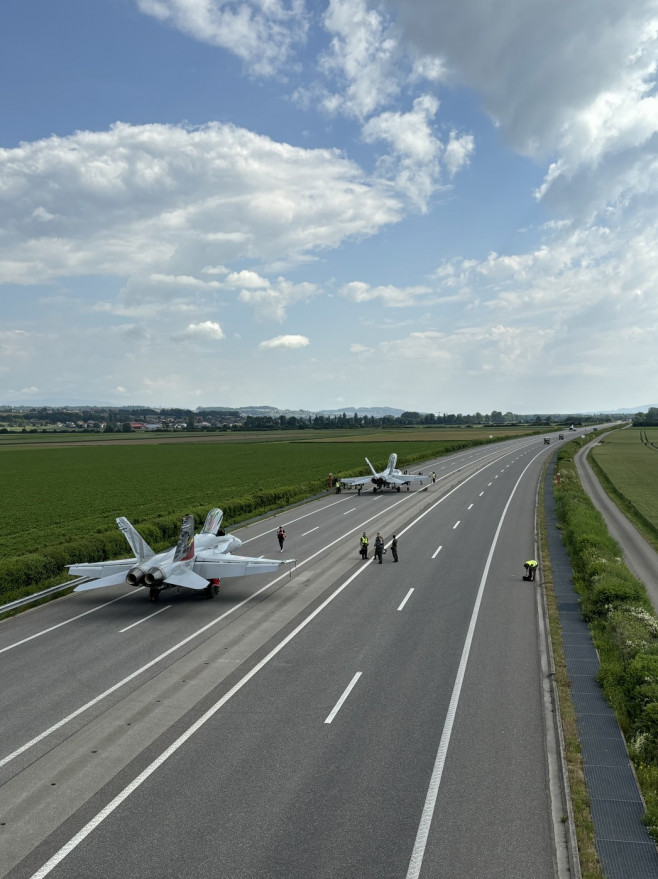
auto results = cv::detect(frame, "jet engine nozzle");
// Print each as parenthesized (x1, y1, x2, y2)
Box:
(144, 566, 166, 586)
(126, 566, 147, 587)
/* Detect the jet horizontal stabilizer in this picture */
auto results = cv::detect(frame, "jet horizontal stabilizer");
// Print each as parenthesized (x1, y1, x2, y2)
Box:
(74, 570, 134, 592)
(163, 568, 209, 590)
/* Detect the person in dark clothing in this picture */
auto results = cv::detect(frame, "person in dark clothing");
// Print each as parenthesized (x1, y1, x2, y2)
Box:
(277, 526, 286, 552)
(374, 532, 384, 563)
(391, 535, 398, 562)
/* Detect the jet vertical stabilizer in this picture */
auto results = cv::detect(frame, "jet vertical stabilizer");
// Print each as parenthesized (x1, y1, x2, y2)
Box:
(385, 453, 398, 473)
(117, 517, 155, 562)
(173, 514, 196, 563)
(201, 508, 224, 535)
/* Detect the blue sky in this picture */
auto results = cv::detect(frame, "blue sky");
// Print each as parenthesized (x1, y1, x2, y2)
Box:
(1, 0, 657, 414)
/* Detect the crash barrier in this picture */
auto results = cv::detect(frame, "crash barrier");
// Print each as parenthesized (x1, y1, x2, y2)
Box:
(0, 578, 88, 615)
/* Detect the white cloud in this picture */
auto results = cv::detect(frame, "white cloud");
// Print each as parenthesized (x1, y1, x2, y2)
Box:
(238, 277, 318, 321)
(362, 94, 446, 208)
(383, 0, 658, 215)
(319, 0, 401, 119)
(0, 121, 402, 286)
(259, 333, 310, 349)
(178, 320, 225, 340)
(136, 0, 309, 76)
(341, 280, 431, 307)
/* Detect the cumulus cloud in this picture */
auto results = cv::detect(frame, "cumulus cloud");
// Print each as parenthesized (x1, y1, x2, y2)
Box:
(341, 280, 431, 307)
(318, 0, 402, 119)
(0, 121, 402, 286)
(383, 0, 658, 214)
(237, 277, 318, 321)
(136, 0, 309, 76)
(363, 94, 457, 208)
(259, 333, 310, 349)
(176, 320, 225, 341)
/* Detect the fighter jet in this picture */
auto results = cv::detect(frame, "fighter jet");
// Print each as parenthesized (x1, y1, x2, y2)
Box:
(68, 508, 294, 601)
(341, 453, 427, 493)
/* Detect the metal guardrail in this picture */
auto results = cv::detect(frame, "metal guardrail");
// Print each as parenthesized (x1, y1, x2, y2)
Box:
(0, 578, 88, 615)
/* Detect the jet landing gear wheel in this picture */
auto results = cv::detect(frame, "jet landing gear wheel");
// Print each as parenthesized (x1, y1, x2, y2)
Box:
(206, 580, 220, 599)
(149, 587, 160, 602)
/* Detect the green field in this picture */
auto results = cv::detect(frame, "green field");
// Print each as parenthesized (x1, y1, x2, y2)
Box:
(589, 427, 658, 548)
(0, 439, 424, 558)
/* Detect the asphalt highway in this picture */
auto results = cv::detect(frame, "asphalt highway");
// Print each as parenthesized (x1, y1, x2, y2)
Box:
(0, 435, 571, 878)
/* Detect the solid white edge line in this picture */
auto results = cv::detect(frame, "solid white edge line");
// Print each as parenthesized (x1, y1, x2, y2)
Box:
(324, 672, 362, 724)
(119, 605, 171, 633)
(397, 589, 414, 611)
(29, 566, 373, 878)
(404, 448, 546, 879)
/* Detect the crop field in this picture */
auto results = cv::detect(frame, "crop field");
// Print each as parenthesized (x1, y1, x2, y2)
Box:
(0, 424, 537, 449)
(1, 435, 483, 562)
(589, 427, 658, 536)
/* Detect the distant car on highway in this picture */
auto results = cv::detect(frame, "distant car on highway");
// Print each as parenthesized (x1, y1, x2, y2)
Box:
(544, 437, 551, 444)
(559, 433, 564, 439)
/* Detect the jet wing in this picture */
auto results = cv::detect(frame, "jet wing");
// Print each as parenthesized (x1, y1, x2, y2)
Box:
(193, 553, 295, 580)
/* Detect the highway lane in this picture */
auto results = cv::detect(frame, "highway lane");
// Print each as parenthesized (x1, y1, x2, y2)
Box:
(1, 434, 565, 877)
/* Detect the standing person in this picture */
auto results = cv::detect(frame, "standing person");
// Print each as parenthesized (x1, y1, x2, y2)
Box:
(277, 525, 286, 552)
(360, 532, 369, 559)
(523, 559, 538, 581)
(374, 532, 384, 564)
(390, 534, 398, 562)
(431, 471, 436, 484)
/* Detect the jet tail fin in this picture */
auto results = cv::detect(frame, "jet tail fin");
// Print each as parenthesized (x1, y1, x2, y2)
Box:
(173, 514, 196, 563)
(365, 457, 378, 477)
(385, 453, 397, 474)
(201, 508, 224, 535)
(117, 517, 154, 562)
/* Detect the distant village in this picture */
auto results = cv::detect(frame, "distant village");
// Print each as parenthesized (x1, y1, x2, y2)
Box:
(0, 404, 619, 434)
